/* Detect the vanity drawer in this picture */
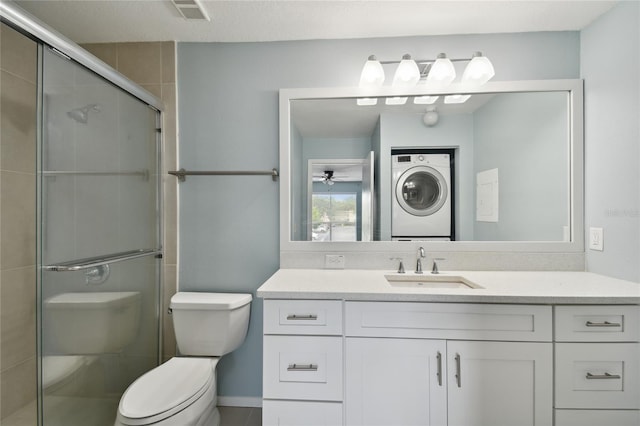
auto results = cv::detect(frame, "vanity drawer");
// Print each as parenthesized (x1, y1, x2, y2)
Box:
(345, 302, 552, 341)
(264, 299, 343, 335)
(555, 305, 639, 342)
(263, 335, 343, 401)
(555, 343, 640, 409)
(262, 400, 343, 426)
(555, 409, 640, 426)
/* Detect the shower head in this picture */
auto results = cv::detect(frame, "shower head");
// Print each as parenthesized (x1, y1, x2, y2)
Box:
(67, 104, 101, 124)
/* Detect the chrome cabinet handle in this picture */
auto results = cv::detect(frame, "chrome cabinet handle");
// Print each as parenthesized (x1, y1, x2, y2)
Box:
(586, 372, 621, 380)
(286, 314, 318, 321)
(287, 363, 318, 371)
(436, 352, 442, 386)
(455, 353, 461, 388)
(585, 320, 621, 327)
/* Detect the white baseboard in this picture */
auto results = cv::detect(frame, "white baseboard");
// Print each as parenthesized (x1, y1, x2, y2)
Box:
(217, 396, 262, 408)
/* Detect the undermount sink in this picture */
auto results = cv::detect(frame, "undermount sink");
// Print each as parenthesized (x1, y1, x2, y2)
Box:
(385, 274, 483, 290)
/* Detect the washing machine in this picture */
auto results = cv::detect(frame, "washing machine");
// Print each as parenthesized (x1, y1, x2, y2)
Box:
(391, 152, 453, 240)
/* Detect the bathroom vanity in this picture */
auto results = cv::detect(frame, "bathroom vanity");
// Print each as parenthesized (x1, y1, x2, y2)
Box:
(257, 270, 640, 426)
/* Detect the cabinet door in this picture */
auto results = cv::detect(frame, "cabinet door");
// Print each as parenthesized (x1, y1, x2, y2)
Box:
(446, 341, 552, 426)
(262, 400, 343, 426)
(345, 338, 447, 426)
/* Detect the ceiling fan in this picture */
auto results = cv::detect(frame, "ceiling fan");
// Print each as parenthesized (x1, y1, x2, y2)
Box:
(313, 170, 349, 185)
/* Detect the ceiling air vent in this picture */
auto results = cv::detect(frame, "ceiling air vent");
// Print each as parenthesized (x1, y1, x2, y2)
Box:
(171, 0, 210, 21)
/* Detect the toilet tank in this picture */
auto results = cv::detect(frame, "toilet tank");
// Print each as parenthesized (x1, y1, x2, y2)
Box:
(45, 292, 141, 354)
(170, 292, 252, 356)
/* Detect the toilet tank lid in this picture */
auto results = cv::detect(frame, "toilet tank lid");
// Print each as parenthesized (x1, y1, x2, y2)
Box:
(170, 292, 252, 310)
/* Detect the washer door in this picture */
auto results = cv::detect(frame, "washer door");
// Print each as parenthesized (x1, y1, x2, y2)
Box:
(396, 166, 448, 216)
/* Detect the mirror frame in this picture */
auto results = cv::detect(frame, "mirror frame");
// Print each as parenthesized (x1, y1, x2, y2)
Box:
(280, 79, 584, 254)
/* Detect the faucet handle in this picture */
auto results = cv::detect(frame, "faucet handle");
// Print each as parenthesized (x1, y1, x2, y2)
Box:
(390, 257, 405, 274)
(432, 258, 445, 274)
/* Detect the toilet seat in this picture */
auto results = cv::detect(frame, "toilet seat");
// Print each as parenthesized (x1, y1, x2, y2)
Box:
(117, 357, 218, 425)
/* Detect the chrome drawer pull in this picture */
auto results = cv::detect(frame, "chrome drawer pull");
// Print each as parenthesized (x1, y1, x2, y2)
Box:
(586, 372, 621, 380)
(287, 363, 318, 371)
(286, 314, 318, 321)
(585, 320, 621, 327)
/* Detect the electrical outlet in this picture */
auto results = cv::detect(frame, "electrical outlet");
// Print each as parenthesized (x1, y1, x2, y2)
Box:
(589, 227, 604, 251)
(325, 254, 345, 269)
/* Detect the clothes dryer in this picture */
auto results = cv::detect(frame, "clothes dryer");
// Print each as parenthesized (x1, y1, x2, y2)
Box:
(391, 152, 453, 240)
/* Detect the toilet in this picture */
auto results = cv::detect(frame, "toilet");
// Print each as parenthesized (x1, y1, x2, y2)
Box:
(115, 292, 252, 426)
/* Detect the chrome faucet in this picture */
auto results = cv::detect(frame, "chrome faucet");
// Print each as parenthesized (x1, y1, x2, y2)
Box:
(415, 247, 425, 274)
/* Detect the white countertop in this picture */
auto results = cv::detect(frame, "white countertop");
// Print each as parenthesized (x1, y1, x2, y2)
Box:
(257, 269, 640, 304)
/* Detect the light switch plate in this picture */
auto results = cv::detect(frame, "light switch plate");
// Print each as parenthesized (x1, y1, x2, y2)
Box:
(325, 254, 345, 269)
(589, 227, 604, 251)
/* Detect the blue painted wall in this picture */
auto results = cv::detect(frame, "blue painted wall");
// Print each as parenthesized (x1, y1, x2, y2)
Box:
(582, 1, 640, 282)
(177, 31, 580, 398)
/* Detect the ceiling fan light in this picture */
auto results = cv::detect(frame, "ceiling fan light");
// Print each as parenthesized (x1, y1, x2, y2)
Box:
(359, 55, 385, 88)
(392, 54, 420, 87)
(426, 53, 456, 87)
(462, 52, 495, 86)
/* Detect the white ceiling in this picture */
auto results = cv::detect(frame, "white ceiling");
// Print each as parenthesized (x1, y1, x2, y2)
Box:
(13, 0, 617, 44)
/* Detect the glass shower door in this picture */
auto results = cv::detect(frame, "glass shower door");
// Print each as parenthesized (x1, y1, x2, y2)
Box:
(38, 47, 162, 426)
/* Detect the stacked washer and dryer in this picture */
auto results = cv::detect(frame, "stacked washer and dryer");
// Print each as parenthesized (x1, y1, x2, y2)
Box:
(391, 150, 455, 240)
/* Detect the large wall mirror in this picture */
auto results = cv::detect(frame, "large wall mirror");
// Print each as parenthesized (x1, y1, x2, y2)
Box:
(280, 79, 584, 253)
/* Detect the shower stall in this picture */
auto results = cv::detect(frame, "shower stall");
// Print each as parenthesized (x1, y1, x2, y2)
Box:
(1, 5, 164, 426)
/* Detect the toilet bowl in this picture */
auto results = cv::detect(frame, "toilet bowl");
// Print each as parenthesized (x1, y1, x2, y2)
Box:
(43, 355, 100, 396)
(115, 292, 252, 426)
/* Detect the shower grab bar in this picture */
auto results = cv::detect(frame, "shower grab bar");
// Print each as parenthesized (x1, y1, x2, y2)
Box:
(43, 170, 150, 179)
(43, 248, 162, 272)
(168, 168, 279, 182)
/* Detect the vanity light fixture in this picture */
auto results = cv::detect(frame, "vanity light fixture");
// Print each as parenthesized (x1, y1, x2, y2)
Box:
(385, 54, 420, 105)
(414, 95, 439, 105)
(425, 53, 456, 87)
(357, 55, 385, 106)
(461, 51, 495, 87)
(358, 51, 495, 106)
(444, 94, 472, 104)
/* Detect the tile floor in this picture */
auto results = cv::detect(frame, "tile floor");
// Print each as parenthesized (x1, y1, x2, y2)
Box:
(2, 402, 261, 426)
(219, 406, 262, 426)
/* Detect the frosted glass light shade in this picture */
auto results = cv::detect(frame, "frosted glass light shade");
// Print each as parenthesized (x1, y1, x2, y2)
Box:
(392, 54, 420, 87)
(414, 95, 439, 105)
(444, 94, 471, 104)
(385, 96, 408, 105)
(357, 97, 378, 106)
(462, 52, 495, 86)
(359, 55, 385, 88)
(426, 53, 456, 86)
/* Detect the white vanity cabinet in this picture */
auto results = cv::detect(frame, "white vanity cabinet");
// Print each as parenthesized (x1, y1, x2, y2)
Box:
(345, 302, 553, 426)
(554, 305, 640, 426)
(262, 299, 344, 426)
(261, 297, 640, 426)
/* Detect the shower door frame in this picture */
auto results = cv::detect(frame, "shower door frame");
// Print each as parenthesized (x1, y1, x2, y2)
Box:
(0, 3, 165, 426)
